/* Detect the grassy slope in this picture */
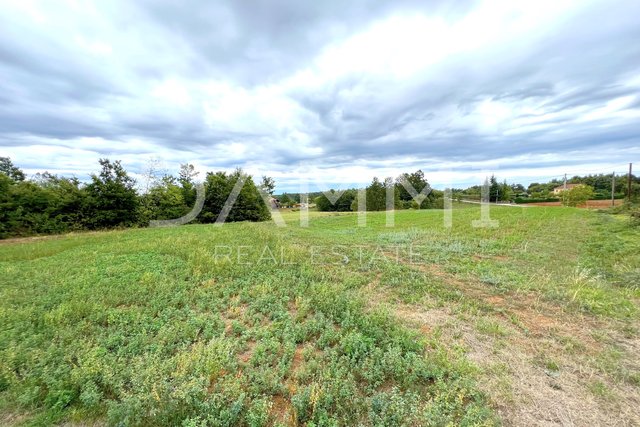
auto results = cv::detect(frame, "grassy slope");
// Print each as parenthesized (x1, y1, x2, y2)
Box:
(0, 205, 638, 426)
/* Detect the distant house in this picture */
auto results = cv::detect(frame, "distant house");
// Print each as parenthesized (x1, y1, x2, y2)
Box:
(552, 183, 582, 194)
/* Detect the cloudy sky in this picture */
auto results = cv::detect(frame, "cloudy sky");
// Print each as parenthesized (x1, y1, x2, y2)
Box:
(1, 0, 639, 191)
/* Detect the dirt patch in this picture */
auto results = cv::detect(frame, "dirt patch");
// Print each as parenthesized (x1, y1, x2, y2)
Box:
(363, 257, 640, 426)
(407, 259, 597, 342)
(270, 395, 295, 426)
(291, 345, 305, 372)
(220, 303, 249, 335)
(392, 301, 639, 426)
(238, 340, 257, 364)
(473, 254, 509, 262)
(485, 295, 505, 304)
(0, 413, 30, 427)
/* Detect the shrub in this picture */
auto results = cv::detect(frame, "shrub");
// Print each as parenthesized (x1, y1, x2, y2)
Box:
(560, 185, 595, 207)
(514, 197, 559, 204)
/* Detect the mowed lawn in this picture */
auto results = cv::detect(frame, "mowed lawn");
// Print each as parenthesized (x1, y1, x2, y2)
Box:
(1, 205, 639, 426)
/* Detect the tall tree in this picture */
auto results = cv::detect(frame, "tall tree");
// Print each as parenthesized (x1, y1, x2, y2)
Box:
(500, 180, 512, 202)
(200, 169, 270, 223)
(396, 170, 427, 200)
(143, 175, 188, 221)
(366, 177, 386, 211)
(0, 157, 25, 181)
(259, 176, 276, 196)
(279, 193, 293, 207)
(178, 163, 199, 208)
(489, 175, 500, 203)
(84, 159, 139, 228)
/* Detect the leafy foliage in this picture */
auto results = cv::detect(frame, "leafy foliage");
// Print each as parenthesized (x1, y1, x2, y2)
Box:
(0, 158, 272, 238)
(140, 176, 189, 223)
(350, 177, 400, 211)
(259, 176, 275, 196)
(395, 170, 443, 209)
(0, 172, 85, 238)
(200, 169, 270, 223)
(560, 184, 595, 207)
(315, 189, 357, 212)
(83, 159, 140, 229)
(0, 157, 25, 181)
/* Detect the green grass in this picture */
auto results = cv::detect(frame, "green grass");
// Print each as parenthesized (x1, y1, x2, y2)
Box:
(1, 205, 638, 425)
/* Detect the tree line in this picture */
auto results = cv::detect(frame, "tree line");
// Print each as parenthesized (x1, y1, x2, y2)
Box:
(3, 156, 638, 238)
(313, 170, 444, 212)
(454, 173, 639, 203)
(0, 157, 271, 239)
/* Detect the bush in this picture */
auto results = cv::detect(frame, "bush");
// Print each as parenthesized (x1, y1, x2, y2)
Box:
(0, 172, 87, 237)
(514, 197, 559, 204)
(560, 185, 595, 207)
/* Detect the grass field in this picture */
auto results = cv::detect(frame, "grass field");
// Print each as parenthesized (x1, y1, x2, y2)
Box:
(1, 205, 639, 426)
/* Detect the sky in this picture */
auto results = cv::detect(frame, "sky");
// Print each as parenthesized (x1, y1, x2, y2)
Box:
(1, 0, 639, 192)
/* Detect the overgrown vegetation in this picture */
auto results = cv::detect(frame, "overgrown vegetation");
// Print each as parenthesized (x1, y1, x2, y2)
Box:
(0, 158, 270, 239)
(1, 205, 638, 425)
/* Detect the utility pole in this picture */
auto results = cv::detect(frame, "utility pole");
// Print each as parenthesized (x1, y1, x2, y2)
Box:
(563, 173, 567, 190)
(628, 163, 633, 203)
(611, 172, 615, 207)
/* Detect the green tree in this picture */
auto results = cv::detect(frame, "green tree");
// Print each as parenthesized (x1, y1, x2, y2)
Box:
(500, 180, 512, 202)
(489, 175, 500, 203)
(200, 169, 270, 223)
(366, 177, 386, 211)
(35, 173, 86, 231)
(0, 157, 25, 181)
(511, 183, 526, 194)
(395, 170, 437, 208)
(141, 175, 189, 222)
(0, 169, 89, 238)
(315, 189, 357, 212)
(259, 176, 276, 196)
(279, 194, 293, 207)
(178, 163, 199, 208)
(0, 173, 14, 237)
(560, 184, 595, 207)
(352, 177, 398, 211)
(84, 159, 139, 228)
(528, 182, 556, 199)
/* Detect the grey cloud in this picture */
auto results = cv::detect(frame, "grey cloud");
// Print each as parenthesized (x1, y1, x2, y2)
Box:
(135, 0, 479, 84)
(0, 0, 639, 184)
